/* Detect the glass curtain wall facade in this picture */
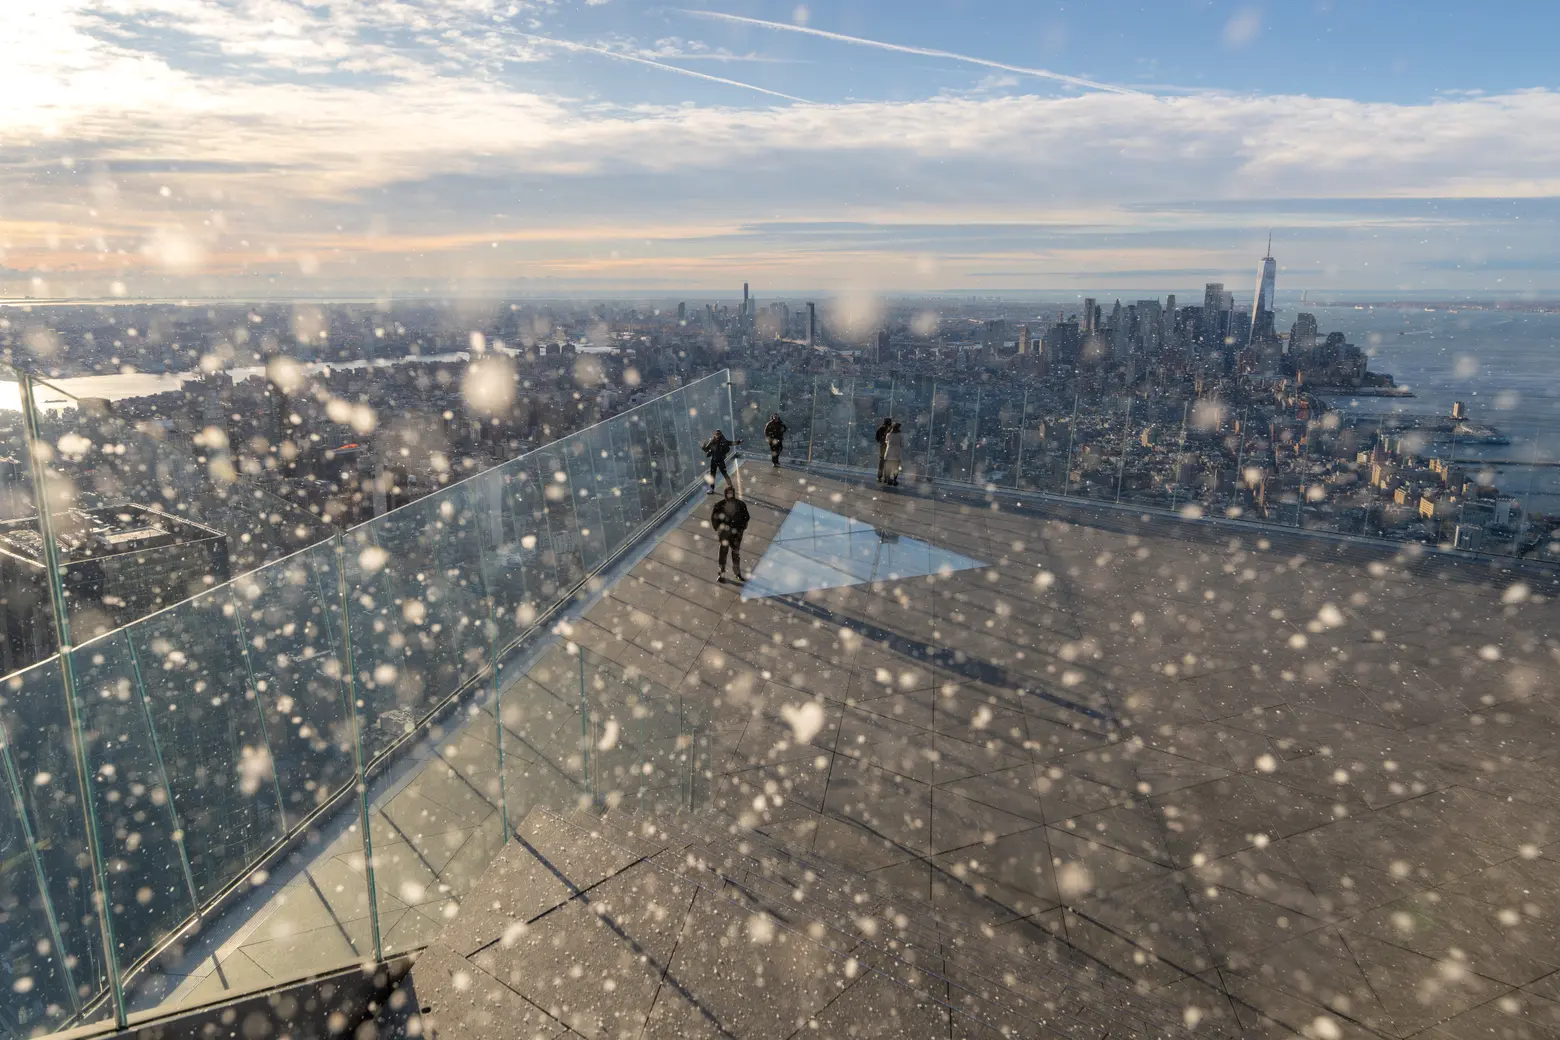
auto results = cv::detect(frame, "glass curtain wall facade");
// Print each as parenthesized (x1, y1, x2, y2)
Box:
(0, 366, 730, 1037)
(731, 369, 1560, 561)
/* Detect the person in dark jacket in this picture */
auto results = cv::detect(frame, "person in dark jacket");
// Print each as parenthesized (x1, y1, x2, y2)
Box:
(763, 414, 788, 467)
(874, 417, 892, 482)
(702, 429, 741, 493)
(710, 485, 750, 583)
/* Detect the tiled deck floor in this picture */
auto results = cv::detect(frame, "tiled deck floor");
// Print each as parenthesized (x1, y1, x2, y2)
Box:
(556, 463, 1560, 1040)
(141, 460, 1560, 1039)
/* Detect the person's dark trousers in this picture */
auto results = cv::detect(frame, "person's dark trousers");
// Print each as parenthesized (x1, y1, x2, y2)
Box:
(769, 439, 783, 465)
(708, 458, 731, 491)
(718, 531, 744, 576)
(877, 452, 886, 482)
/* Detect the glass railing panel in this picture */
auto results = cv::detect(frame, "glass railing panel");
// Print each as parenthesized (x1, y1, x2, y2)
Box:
(1, 716, 87, 1035)
(0, 656, 114, 1034)
(23, 376, 331, 646)
(532, 446, 587, 596)
(977, 386, 1024, 489)
(622, 409, 659, 524)
(848, 377, 892, 473)
(641, 396, 682, 511)
(235, 543, 360, 831)
(367, 577, 504, 959)
(731, 368, 780, 453)
(473, 464, 535, 651)
(809, 376, 854, 468)
(68, 631, 200, 971)
(668, 384, 701, 490)
(119, 590, 289, 906)
(603, 420, 635, 546)
(561, 433, 606, 571)
(898, 376, 936, 484)
(0, 371, 735, 1035)
(588, 423, 629, 559)
(343, 487, 489, 764)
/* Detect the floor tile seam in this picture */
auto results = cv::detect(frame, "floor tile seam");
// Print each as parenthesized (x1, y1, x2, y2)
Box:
(1391, 990, 1539, 1040)
(1332, 921, 1532, 993)
(629, 867, 708, 1040)
(1044, 733, 1259, 1017)
(466, 839, 662, 955)
(371, 807, 466, 898)
(564, 810, 1152, 1027)
(711, 611, 864, 663)
(814, 808, 1183, 997)
(1276, 929, 1465, 1040)
(390, 753, 508, 826)
(430, 944, 570, 1034)
(1329, 930, 1446, 1039)
(530, 811, 1074, 1035)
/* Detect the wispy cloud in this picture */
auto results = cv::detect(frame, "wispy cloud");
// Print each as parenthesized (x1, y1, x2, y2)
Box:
(2, 1, 1556, 295)
(515, 31, 810, 102)
(678, 9, 1145, 96)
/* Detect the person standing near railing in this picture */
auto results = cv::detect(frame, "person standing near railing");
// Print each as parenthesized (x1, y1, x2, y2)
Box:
(702, 429, 740, 493)
(883, 421, 904, 486)
(710, 485, 750, 583)
(875, 417, 892, 482)
(764, 413, 788, 467)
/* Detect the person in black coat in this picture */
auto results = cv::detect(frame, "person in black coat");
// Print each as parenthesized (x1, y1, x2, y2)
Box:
(710, 485, 751, 583)
(702, 429, 741, 493)
(763, 414, 788, 467)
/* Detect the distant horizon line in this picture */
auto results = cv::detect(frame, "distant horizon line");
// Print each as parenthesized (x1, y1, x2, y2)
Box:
(4, 289, 1559, 307)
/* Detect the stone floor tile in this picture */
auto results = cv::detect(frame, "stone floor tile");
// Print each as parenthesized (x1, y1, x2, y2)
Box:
(470, 897, 671, 1039)
(804, 970, 952, 1039)
(928, 787, 1039, 855)
(936, 765, 1047, 824)
(653, 888, 861, 1039)
(1044, 827, 1170, 901)
(1348, 889, 1560, 987)
(413, 943, 568, 1040)
(1326, 930, 1509, 1037)
(1440, 853, 1560, 922)
(1419, 990, 1560, 1040)
(1054, 742, 1231, 799)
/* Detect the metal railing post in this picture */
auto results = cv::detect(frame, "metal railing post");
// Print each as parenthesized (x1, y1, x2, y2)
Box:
(18, 370, 126, 1028)
(332, 531, 382, 963)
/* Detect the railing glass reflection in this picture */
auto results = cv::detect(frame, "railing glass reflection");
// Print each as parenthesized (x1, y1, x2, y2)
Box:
(0, 367, 731, 1037)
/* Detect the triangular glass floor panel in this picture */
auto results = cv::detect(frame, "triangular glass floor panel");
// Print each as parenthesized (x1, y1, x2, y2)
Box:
(741, 501, 986, 600)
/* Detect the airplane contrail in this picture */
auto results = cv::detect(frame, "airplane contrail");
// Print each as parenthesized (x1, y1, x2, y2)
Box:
(679, 10, 1145, 96)
(518, 32, 810, 103)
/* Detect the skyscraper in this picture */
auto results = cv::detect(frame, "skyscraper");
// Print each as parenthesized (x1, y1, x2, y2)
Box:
(1201, 283, 1224, 346)
(1249, 235, 1277, 344)
(806, 302, 816, 346)
(1082, 298, 1097, 335)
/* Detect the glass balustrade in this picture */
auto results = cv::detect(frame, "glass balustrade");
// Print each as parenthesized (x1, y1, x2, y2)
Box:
(733, 369, 1560, 561)
(0, 366, 732, 1036)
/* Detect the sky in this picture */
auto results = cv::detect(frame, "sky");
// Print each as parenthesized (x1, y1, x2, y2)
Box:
(2, 0, 1559, 299)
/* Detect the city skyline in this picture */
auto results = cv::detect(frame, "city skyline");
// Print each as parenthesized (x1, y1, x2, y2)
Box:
(5, 1, 1560, 297)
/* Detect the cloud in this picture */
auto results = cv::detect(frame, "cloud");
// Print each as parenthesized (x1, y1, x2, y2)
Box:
(2, 1, 1558, 294)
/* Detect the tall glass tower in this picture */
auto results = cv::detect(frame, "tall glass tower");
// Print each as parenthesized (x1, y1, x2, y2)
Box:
(1249, 234, 1277, 343)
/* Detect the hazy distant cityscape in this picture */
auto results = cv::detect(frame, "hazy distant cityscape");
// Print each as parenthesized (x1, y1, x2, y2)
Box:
(1, 243, 1557, 676)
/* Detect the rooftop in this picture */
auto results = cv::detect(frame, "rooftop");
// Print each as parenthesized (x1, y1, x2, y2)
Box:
(410, 463, 1560, 1038)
